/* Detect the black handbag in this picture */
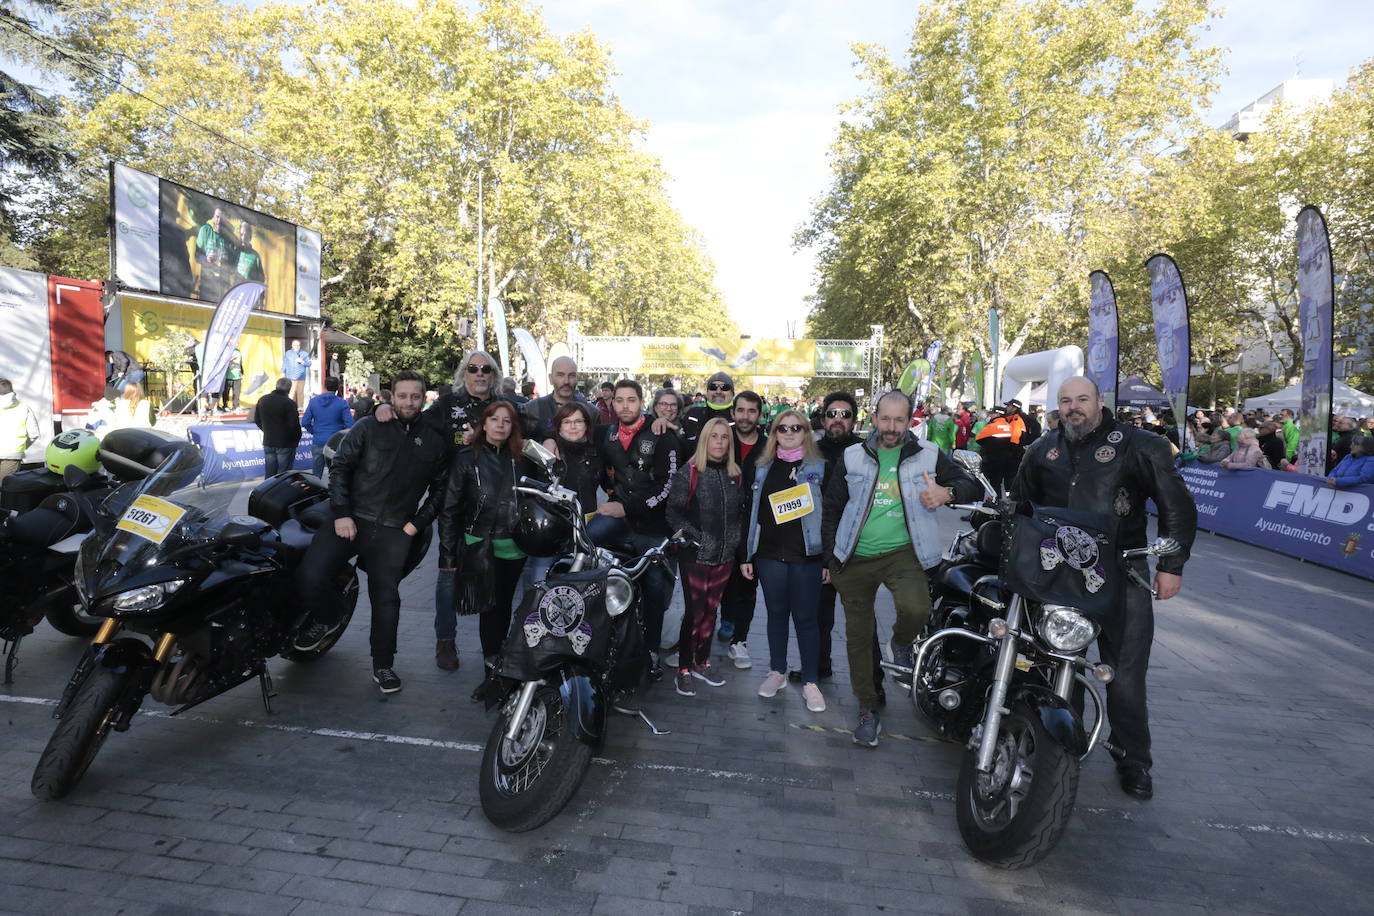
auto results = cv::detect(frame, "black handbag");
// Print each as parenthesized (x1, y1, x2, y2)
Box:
(455, 536, 495, 617)
(1002, 502, 1123, 619)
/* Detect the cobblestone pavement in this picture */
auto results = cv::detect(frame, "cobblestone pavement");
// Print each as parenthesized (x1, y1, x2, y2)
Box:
(2, 509, 1372, 915)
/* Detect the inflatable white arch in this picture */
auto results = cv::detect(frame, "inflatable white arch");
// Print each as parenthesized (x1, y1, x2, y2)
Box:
(999, 345, 1084, 406)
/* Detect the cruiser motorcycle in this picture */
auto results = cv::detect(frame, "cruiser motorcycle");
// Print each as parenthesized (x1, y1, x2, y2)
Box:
(888, 450, 1178, 868)
(31, 446, 427, 800)
(477, 441, 683, 832)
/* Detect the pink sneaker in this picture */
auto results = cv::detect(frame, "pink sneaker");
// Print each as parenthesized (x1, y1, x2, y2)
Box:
(757, 671, 787, 698)
(802, 683, 826, 712)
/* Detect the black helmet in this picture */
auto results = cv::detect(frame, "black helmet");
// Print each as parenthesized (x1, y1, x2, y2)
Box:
(513, 497, 572, 557)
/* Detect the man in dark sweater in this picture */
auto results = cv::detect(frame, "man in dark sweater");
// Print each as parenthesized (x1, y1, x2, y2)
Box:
(254, 377, 302, 477)
(678, 370, 736, 443)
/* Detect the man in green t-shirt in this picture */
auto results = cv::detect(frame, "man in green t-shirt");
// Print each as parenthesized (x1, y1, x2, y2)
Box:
(236, 222, 265, 283)
(822, 390, 981, 748)
(195, 207, 235, 301)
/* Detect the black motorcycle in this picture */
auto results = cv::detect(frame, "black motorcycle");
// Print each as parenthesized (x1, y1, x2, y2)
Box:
(477, 441, 681, 832)
(30, 444, 427, 800)
(890, 449, 1178, 868)
(0, 428, 194, 684)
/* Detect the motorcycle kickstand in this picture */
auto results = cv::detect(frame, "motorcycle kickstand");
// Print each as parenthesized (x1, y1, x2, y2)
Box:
(257, 664, 277, 715)
(2, 636, 18, 686)
(637, 709, 671, 736)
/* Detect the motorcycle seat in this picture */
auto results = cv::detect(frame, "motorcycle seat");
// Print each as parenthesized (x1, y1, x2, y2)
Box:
(275, 519, 315, 566)
(99, 428, 198, 482)
(2, 493, 83, 547)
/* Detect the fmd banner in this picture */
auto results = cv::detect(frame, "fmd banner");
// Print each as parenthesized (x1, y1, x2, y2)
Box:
(1147, 254, 1191, 441)
(1087, 270, 1119, 412)
(1179, 462, 1374, 580)
(188, 423, 312, 484)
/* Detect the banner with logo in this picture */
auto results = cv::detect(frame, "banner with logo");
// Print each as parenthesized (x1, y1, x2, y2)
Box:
(897, 358, 930, 397)
(1087, 270, 1119, 412)
(918, 340, 942, 404)
(577, 336, 864, 377)
(1146, 254, 1191, 442)
(970, 350, 985, 409)
(198, 282, 266, 395)
(188, 423, 312, 484)
(1178, 462, 1374, 581)
(0, 267, 53, 460)
(1295, 206, 1335, 476)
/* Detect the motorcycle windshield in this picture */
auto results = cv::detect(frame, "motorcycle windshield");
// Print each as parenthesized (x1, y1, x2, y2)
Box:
(78, 447, 236, 600)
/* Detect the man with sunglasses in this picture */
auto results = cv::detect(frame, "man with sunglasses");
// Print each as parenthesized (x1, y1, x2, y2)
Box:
(679, 371, 736, 443)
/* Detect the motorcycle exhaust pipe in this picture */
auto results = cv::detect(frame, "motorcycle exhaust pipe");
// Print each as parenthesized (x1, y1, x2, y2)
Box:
(937, 689, 961, 710)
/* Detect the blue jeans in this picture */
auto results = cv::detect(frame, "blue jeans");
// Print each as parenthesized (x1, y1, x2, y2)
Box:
(264, 447, 295, 478)
(435, 568, 456, 640)
(587, 515, 672, 655)
(311, 444, 327, 478)
(755, 557, 823, 683)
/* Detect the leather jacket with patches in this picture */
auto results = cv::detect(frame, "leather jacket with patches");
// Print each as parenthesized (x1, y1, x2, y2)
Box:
(1010, 410, 1196, 576)
(597, 420, 681, 537)
(437, 443, 529, 568)
(421, 387, 516, 451)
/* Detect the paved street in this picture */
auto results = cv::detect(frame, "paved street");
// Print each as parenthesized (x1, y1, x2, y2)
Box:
(2, 508, 1372, 915)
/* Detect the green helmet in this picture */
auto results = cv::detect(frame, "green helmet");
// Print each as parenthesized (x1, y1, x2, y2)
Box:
(46, 429, 101, 476)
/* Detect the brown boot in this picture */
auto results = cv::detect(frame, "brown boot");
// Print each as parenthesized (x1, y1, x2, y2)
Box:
(435, 639, 459, 671)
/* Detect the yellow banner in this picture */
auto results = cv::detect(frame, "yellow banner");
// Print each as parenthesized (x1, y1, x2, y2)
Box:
(580, 337, 865, 377)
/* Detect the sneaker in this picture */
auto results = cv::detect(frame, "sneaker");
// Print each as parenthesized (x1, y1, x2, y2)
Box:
(435, 639, 458, 671)
(611, 689, 640, 715)
(293, 619, 339, 652)
(718, 621, 735, 642)
(889, 636, 915, 685)
(674, 670, 696, 697)
(728, 642, 753, 670)
(757, 671, 788, 698)
(372, 667, 403, 695)
(691, 662, 725, 687)
(803, 683, 826, 713)
(664, 650, 679, 668)
(853, 709, 880, 747)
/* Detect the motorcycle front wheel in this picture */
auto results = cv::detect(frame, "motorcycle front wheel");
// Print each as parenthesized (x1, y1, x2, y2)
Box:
(955, 701, 1078, 868)
(479, 684, 592, 832)
(31, 666, 129, 800)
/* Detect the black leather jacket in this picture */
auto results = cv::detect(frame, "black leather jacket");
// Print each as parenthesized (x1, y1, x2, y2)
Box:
(328, 415, 449, 529)
(1010, 410, 1197, 576)
(421, 387, 516, 451)
(597, 420, 681, 537)
(437, 443, 528, 567)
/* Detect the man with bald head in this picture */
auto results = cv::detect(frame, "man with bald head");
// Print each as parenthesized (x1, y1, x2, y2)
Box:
(1011, 375, 1197, 800)
(521, 356, 593, 440)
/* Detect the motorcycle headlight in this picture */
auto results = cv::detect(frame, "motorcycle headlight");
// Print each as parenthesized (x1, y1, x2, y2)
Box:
(112, 580, 186, 612)
(604, 572, 633, 618)
(1036, 605, 1098, 653)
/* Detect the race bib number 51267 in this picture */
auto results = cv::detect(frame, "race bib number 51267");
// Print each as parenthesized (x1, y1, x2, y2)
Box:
(115, 494, 188, 544)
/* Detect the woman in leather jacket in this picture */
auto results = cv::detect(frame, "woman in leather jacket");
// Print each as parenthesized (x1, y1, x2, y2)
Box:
(438, 400, 531, 696)
(525, 402, 604, 585)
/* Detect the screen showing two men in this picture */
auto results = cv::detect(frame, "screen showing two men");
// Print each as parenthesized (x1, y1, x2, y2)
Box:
(160, 184, 293, 314)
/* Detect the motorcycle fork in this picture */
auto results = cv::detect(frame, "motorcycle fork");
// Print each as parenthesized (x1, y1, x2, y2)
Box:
(974, 594, 1024, 773)
(504, 679, 546, 744)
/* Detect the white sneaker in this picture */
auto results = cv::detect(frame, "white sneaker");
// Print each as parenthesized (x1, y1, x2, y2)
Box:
(758, 670, 787, 698)
(728, 642, 753, 669)
(803, 683, 826, 713)
(664, 650, 679, 668)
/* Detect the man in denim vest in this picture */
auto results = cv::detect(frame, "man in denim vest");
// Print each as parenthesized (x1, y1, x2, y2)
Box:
(822, 390, 981, 747)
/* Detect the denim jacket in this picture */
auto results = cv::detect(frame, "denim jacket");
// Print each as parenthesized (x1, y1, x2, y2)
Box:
(744, 457, 827, 561)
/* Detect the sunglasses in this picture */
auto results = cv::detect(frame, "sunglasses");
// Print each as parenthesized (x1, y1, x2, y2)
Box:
(707, 383, 733, 392)
(466, 364, 494, 374)
(776, 424, 805, 434)
(825, 409, 853, 419)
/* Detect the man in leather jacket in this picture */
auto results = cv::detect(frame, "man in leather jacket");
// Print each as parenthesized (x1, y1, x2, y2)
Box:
(293, 371, 449, 695)
(1011, 376, 1197, 800)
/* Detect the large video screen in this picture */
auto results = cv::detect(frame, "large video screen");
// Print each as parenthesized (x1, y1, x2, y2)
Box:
(112, 163, 320, 317)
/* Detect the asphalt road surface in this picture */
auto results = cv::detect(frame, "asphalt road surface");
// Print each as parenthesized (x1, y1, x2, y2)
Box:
(2, 508, 1372, 915)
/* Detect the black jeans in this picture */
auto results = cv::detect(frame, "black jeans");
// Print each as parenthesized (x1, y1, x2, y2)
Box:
(721, 563, 759, 643)
(479, 556, 528, 658)
(1100, 577, 1155, 770)
(297, 517, 413, 668)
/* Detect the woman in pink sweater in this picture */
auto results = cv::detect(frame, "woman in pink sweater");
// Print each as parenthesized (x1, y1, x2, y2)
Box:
(1221, 428, 1269, 470)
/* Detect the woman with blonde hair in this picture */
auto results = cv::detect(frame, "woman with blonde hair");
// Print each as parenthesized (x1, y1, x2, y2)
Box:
(666, 417, 747, 696)
(741, 409, 829, 712)
(112, 381, 155, 430)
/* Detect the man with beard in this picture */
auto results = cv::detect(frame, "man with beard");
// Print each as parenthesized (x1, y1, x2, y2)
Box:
(293, 371, 449, 695)
(375, 349, 514, 671)
(679, 371, 736, 442)
(717, 391, 767, 665)
(1011, 376, 1196, 799)
(787, 391, 884, 700)
(520, 356, 592, 441)
(823, 391, 981, 747)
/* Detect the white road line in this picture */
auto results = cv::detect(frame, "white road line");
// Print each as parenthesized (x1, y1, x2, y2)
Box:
(7, 693, 1368, 845)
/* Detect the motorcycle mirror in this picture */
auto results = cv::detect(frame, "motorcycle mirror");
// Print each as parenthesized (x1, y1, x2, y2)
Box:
(217, 521, 263, 548)
(522, 440, 557, 470)
(952, 449, 982, 473)
(1152, 537, 1181, 556)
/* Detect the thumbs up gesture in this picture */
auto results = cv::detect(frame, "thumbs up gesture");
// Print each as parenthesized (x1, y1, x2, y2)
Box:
(918, 470, 950, 509)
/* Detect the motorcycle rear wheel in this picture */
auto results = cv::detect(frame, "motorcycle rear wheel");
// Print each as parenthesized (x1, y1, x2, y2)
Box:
(44, 594, 103, 638)
(955, 701, 1078, 868)
(31, 666, 129, 800)
(479, 685, 592, 832)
